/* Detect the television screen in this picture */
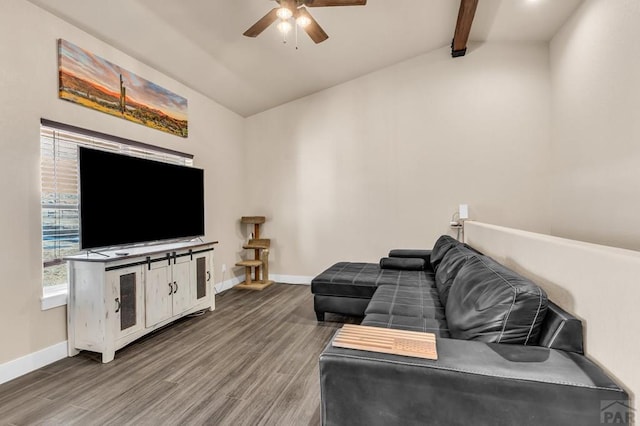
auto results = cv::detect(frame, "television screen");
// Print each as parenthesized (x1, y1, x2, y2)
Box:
(79, 147, 205, 250)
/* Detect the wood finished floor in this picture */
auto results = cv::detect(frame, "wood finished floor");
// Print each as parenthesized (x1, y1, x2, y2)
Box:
(0, 284, 359, 426)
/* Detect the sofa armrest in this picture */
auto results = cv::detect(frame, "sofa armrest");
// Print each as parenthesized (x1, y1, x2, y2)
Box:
(320, 335, 628, 426)
(388, 249, 431, 265)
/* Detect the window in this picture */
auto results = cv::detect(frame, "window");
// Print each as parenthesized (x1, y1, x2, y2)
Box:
(40, 120, 193, 289)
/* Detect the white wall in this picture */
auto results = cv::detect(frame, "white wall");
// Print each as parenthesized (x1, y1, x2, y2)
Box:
(0, 0, 246, 365)
(466, 221, 638, 405)
(550, 0, 640, 250)
(245, 42, 552, 276)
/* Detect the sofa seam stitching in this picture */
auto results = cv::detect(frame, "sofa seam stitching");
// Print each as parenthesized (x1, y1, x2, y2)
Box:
(547, 321, 565, 348)
(350, 264, 366, 286)
(387, 272, 402, 318)
(328, 262, 351, 283)
(524, 286, 544, 345)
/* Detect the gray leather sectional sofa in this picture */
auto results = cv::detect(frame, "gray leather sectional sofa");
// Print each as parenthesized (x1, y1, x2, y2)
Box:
(311, 235, 629, 425)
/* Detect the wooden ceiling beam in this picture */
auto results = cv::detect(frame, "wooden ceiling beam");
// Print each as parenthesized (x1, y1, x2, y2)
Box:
(451, 0, 479, 57)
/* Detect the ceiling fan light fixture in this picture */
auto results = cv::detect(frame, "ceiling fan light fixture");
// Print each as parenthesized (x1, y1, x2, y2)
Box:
(296, 15, 312, 28)
(277, 20, 293, 34)
(276, 7, 293, 20)
(245, 0, 366, 44)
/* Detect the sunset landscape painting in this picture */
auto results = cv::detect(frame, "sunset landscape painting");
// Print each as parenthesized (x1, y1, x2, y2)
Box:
(58, 39, 188, 137)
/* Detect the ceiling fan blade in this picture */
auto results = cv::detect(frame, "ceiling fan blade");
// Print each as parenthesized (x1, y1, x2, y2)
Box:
(296, 7, 329, 43)
(243, 8, 279, 37)
(304, 0, 367, 7)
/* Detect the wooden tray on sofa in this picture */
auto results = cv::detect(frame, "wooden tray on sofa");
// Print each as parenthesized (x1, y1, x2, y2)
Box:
(332, 324, 438, 360)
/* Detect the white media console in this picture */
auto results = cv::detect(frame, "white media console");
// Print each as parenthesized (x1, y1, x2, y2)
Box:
(65, 240, 217, 363)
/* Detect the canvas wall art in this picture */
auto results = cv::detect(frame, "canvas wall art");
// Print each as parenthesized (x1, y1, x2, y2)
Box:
(58, 39, 188, 138)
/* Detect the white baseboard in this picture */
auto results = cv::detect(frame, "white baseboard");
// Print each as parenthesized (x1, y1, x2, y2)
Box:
(0, 341, 67, 385)
(271, 274, 313, 285)
(214, 274, 246, 293)
(214, 274, 312, 294)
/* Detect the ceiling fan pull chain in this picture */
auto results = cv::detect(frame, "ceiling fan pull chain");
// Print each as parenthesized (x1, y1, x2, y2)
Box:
(295, 20, 299, 50)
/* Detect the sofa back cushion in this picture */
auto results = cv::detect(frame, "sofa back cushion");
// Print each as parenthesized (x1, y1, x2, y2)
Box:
(430, 235, 459, 271)
(446, 256, 548, 345)
(435, 245, 476, 306)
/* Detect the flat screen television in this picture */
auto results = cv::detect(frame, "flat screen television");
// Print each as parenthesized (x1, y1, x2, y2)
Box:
(79, 146, 205, 250)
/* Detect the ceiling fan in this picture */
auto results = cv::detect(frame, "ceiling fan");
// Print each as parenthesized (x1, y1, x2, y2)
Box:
(243, 0, 367, 44)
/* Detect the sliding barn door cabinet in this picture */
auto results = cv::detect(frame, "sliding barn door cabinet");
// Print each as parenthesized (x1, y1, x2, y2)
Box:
(66, 241, 217, 363)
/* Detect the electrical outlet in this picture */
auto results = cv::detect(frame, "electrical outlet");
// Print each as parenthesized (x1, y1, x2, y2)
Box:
(221, 264, 227, 273)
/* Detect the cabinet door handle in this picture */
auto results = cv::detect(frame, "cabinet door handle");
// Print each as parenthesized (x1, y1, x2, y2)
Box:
(174, 281, 178, 294)
(115, 298, 121, 313)
(169, 282, 173, 295)
(207, 271, 211, 282)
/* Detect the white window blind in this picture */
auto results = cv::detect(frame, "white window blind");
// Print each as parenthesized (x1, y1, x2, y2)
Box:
(40, 122, 193, 287)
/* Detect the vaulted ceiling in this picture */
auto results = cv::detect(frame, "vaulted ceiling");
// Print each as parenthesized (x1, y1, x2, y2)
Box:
(28, 0, 583, 117)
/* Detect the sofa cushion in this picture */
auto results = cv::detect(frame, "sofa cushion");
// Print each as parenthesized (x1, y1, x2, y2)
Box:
(435, 245, 477, 306)
(311, 262, 435, 299)
(446, 256, 548, 345)
(379, 257, 425, 271)
(429, 235, 459, 271)
(369, 268, 436, 289)
(365, 285, 444, 319)
(388, 249, 432, 265)
(375, 269, 434, 288)
(362, 313, 450, 337)
(311, 262, 383, 299)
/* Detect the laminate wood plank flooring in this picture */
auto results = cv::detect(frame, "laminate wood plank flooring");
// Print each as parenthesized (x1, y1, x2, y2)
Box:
(0, 284, 359, 426)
